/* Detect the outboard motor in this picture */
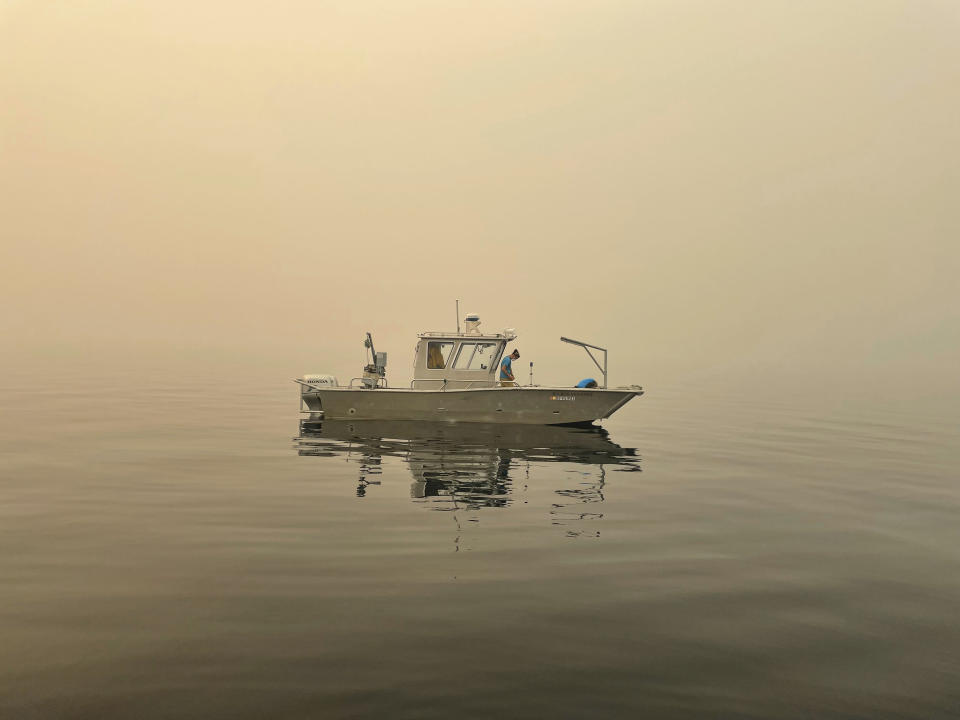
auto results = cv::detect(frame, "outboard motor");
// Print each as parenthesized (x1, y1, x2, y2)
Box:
(299, 374, 338, 411)
(302, 374, 339, 389)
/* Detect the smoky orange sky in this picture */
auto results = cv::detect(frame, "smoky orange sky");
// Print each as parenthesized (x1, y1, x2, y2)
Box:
(2, 0, 958, 401)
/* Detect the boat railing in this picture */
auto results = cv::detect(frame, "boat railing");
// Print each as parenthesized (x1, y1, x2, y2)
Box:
(417, 331, 513, 339)
(410, 378, 503, 390)
(410, 378, 448, 390)
(348, 377, 389, 389)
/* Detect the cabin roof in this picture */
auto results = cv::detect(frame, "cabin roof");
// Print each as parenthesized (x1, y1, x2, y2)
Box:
(417, 331, 517, 341)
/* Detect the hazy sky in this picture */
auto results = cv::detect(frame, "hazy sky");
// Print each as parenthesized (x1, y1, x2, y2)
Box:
(2, 0, 958, 397)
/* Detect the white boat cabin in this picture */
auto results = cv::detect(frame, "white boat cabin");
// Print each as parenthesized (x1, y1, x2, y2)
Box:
(412, 316, 517, 390)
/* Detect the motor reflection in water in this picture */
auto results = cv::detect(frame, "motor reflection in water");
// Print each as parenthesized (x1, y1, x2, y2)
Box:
(295, 418, 641, 538)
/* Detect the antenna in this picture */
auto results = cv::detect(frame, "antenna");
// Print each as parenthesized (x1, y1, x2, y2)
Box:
(456, 299, 460, 334)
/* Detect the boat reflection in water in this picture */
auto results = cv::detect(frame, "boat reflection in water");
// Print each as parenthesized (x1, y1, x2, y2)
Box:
(295, 418, 640, 537)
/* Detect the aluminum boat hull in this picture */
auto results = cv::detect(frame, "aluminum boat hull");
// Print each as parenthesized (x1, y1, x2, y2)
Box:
(301, 386, 641, 425)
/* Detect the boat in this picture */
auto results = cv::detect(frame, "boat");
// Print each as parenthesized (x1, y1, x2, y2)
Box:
(294, 313, 643, 425)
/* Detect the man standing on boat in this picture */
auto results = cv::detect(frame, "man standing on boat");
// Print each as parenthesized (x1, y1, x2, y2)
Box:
(500, 349, 520, 387)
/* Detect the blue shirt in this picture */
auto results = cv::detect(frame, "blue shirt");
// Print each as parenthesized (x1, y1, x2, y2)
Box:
(499, 356, 513, 379)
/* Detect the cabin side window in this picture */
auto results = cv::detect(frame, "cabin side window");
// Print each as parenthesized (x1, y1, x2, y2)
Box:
(452, 342, 498, 371)
(426, 341, 453, 369)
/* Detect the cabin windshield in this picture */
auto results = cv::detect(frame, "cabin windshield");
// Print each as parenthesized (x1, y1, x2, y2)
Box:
(452, 341, 500, 371)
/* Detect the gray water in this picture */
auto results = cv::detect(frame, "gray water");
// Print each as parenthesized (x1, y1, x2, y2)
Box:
(2, 368, 960, 719)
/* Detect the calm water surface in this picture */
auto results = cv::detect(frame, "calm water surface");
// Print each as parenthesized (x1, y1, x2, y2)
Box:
(2, 369, 959, 718)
